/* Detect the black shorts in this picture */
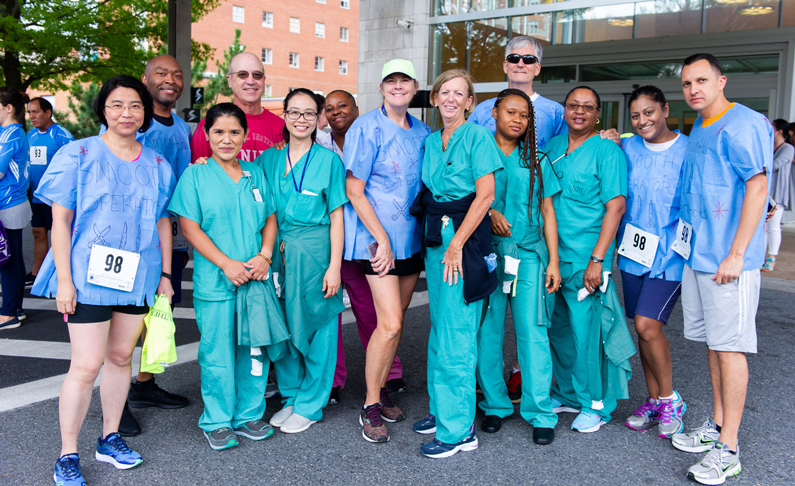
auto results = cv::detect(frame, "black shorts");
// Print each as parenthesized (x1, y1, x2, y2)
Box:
(68, 302, 149, 324)
(31, 202, 53, 229)
(360, 251, 424, 276)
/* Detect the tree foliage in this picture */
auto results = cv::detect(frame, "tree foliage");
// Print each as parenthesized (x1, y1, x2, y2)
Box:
(54, 82, 102, 140)
(0, 0, 219, 92)
(196, 28, 245, 111)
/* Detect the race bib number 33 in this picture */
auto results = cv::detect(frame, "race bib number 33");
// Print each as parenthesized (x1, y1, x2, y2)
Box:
(87, 245, 140, 292)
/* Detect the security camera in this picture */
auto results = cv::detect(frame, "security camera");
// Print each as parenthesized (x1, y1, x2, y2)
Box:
(396, 19, 414, 29)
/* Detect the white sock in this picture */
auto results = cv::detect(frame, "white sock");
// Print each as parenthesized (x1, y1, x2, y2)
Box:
(512, 367, 520, 375)
(659, 392, 677, 401)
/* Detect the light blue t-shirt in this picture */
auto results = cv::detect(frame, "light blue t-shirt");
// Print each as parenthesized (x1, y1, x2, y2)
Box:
(618, 133, 688, 280)
(27, 123, 74, 204)
(0, 124, 30, 210)
(680, 103, 773, 273)
(342, 108, 431, 260)
(468, 93, 567, 151)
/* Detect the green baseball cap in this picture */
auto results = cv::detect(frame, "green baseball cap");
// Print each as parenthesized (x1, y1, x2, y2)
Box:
(381, 59, 417, 81)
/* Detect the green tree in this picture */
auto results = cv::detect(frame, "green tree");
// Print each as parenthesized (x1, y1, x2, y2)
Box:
(0, 0, 219, 92)
(197, 28, 245, 111)
(54, 82, 102, 140)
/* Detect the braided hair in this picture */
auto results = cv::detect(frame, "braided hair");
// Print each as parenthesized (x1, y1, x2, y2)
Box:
(493, 88, 545, 233)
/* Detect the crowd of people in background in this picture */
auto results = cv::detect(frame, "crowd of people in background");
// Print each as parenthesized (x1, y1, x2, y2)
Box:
(0, 36, 789, 486)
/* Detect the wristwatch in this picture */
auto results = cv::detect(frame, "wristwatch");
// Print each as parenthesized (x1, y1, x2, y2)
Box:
(590, 255, 604, 264)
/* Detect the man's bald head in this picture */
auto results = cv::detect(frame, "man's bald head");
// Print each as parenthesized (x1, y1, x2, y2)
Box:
(145, 55, 182, 77)
(142, 55, 184, 112)
(229, 52, 263, 74)
(227, 52, 265, 110)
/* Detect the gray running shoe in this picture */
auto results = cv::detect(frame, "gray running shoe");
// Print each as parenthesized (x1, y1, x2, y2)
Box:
(233, 420, 274, 441)
(687, 441, 741, 485)
(657, 391, 686, 439)
(203, 427, 239, 451)
(625, 397, 660, 431)
(672, 417, 720, 453)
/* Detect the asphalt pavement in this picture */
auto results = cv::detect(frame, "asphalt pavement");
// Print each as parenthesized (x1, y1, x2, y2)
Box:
(1, 225, 794, 485)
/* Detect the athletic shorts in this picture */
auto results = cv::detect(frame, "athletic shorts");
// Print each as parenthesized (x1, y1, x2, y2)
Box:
(30, 202, 53, 230)
(620, 271, 682, 324)
(360, 251, 424, 276)
(68, 302, 149, 324)
(681, 265, 759, 353)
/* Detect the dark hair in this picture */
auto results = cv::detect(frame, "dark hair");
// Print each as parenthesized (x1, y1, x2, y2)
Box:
(0, 87, 30, 127)
(628, 85, 666, 109)
(325, 89, 356, 107)
(94, 75, 153, 133)
(772, 119, 793, 145)
(563, 85, 601, 110)
(315, 92, 326, 107)
(204, 102, 248, 133)
(29, 97, 53, 114)
(493, 88, 545, 232)
(282, 88, 322, 143)
(683, 53, 723, 76)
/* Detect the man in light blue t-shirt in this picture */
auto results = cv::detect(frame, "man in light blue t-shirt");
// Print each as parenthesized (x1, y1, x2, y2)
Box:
(672, 53, 771, 486)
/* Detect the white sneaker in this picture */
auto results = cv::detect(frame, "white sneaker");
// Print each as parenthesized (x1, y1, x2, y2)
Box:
(269, 405, 293, 427)
(279, 413, 316, 433)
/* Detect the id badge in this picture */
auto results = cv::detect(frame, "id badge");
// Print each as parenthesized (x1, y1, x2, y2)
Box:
(671, 218, 693, 260)
(253, 188, 263, 202)
(87, 245, 141, 292)
(30, 146, 47, 165)
(170, 216, 188, 250)
(618, 223, 660, 268)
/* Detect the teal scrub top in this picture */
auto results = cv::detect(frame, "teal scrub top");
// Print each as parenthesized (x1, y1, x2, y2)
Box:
(545, 134, 627, 263)
(494, 146, 562, 248)
(421, 123, 503, 202)
(254, 144, 348, 230)
(168, 159, 276, 301)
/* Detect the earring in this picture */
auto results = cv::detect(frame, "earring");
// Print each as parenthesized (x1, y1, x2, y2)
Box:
(595, 118, 601, 125)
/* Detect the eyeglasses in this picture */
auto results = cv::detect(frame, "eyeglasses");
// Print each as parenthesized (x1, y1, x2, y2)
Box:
(285, 110, 318, 121)
(564, 103, 599, 113)
(506, 54, 539, 65)
(105, 104, 144, 113)
(229, 70, 265, 80)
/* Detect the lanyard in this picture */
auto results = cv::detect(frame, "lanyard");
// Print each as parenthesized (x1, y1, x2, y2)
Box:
(381, 105, 413, 129)
(286, 143, 312, 193)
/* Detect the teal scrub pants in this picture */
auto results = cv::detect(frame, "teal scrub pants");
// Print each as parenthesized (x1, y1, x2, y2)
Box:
(476, 250, 558, 428)
(273, 316, 338, 421)
(548, 259, 617, 422)
(425, 221, 483, 444)
(195, 297, 269, 432)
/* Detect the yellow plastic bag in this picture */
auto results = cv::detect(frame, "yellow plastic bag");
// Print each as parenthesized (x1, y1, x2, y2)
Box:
(140, 294, 177, 374)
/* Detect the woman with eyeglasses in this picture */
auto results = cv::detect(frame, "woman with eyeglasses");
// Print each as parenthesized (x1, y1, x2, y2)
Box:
(343, 59, 431, 444)
(31, 75, 176, 484)
(255, 88, 348, 434)
(544, 86, 631, 434)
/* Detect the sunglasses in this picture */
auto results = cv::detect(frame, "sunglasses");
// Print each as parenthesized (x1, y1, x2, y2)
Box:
(229, 70, 265, 80)
(506, 54, 539, 65)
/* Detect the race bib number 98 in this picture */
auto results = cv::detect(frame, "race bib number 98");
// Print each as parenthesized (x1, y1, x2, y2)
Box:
(618, 223, 659, 268)
(170, 216, 188, 250)
(671, 219, 692, 260)
(87, 245, 140, 292)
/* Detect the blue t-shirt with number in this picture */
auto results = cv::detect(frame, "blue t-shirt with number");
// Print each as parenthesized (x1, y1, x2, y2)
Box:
(27, 123, 75, 204)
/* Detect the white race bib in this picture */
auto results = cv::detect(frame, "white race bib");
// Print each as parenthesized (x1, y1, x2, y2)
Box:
(671, 218, 692, 260)
(170, 216, 188, 250)
(618, 223, 659, 268)
(87, 245, 141, 292)
(30, 146, 47, 165)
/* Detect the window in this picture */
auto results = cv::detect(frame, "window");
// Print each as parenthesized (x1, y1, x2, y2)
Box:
(317, 0, 326, 3)
(261, 48, 272, 64)
(262, 11, 273, 28)
(263, 85, 272, 97)
(315, 22, 325, 38)
(340, 27, 349, 42)
(289, 52, 299, 68)
(290, 17, 300, 33)
(315, 56, 325, 71)
(339, 60, 348, 75)
(341, 0, 350, 9)
(232, 5, 244, 23)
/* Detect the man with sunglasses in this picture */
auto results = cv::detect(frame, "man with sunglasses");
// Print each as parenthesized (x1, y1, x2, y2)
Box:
(191, 52, 285, 163)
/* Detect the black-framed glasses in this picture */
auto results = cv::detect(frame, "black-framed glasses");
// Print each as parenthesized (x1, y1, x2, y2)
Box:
(506, 54, 539, 65)
(285, 110, 318, 121)
(229, 70, 265, 80)
(564, 103, 598, 113)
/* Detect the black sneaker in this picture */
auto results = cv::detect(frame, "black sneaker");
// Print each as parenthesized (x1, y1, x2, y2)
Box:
(385, 378, 407, 394)
(24, 272, 35, 287)
(118, 402, 141, 437)
(127, 378, 189, 409)
(328, 386, 341, 405)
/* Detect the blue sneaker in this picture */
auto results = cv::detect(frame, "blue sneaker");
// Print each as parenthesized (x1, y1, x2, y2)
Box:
(54, 454, 85, 486)
(95, 432, 143, 469)
(551, 397, 579, 414)
(413, 414, 436, 435)
(572, 411, 606, 433)
(421, 425, 479, 458)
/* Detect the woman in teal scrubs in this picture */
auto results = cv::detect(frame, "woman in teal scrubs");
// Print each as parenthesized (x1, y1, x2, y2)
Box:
(255, 88, 348, 434)
(412, 69, 502, 458)
(475, 89, 562, 445)
(545, 86, 628, 433)
(169, 103, 282, 450)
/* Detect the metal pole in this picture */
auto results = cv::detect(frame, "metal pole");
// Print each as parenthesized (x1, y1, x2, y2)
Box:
(168, 0, 193, 119)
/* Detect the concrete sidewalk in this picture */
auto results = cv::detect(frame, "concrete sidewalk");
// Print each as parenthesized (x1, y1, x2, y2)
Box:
(762, 223, 795, 280)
